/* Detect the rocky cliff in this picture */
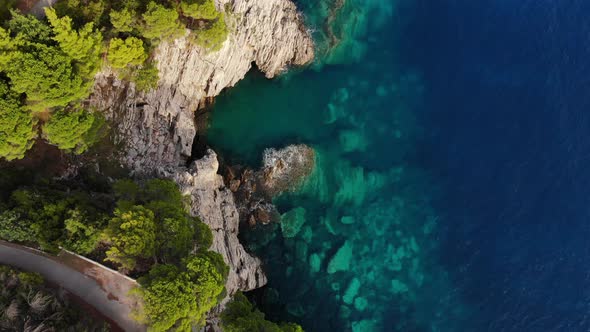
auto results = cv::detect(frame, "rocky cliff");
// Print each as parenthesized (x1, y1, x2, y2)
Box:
(89, 0, 314, 298)
(90, 0, 314, 174)
(170, 150, 266, 297)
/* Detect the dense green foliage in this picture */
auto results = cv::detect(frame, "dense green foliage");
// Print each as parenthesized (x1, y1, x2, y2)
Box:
(6, 44, 88, 111)
(108, 37, 147, 68)
(0, 0, 229, 160)
(1, 11, 96, 111)
(140, 2, 186, 41)
(105, 206, 157, 270)
(133, 253, 228, 331)
(0, 187, 109, 253)
(41, 107, 106, 154)
(222, 293, 305, 332)
(109, 8, 136, 33)
(45, 7, 103, 77)
(111, 179, 211, 264)
(0, 265, 106, 331)
(191, 13, 228, 51)
(180, 0, 220, 20)
(0, 81, 37, 161)
(0, 9, 104, 159)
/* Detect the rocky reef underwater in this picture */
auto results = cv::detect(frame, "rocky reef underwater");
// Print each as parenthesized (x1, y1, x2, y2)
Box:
(207, 0, 477, 331)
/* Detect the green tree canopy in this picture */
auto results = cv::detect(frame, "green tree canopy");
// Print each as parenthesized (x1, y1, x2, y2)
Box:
(113, 179, 211, 263)
(221, 293, 305, 332)
(105, 206, 157, 270)
(6, 10, 52, 44)
(5, 45, 90, 111)
(110, 8, 136, 33)
(192, 14, 228, 51)
(62, 208, 103, 254)
(141, 2, 186, 41)
(53, 0, 107, 27)
(180, 0, 220, 20)
(41, 107, 105, 154)
(134, 252, 228, 331)
(107, 37, 147, 69)
(45, 7, 103, 77)
(0, 81, 37, 161)
(1, 188, 107, 253)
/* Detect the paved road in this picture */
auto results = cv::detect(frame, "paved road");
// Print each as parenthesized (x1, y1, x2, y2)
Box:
(0, 240, 145, 332)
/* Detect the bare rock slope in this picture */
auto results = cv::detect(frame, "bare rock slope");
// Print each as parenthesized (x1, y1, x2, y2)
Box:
(90, 0, 314, 298)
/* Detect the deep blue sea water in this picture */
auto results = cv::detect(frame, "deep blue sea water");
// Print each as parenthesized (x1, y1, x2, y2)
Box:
(409, 1, 590, 330)
(208, 0, 590, 331)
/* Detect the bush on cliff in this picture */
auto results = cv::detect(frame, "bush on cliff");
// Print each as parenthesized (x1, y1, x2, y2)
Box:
(41, 107, 106, 154)
(107, 37, 147, 69)
(140, 2, 186, 41)
(105, 206, 157, 270)
(180, 0, 220, 20)
(221, 292, 305, 332)
(191, 13, 228, 51)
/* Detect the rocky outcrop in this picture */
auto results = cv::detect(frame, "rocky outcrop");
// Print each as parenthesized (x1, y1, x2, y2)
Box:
(259, 144, 316, 196)
(224, 144, 315, 226)
(168, 150, 266, 298)
(89, 0, 313, 313)
(90, 0, 314, 174)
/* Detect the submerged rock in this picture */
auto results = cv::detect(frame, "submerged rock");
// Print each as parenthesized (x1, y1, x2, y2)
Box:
(342, 277, 361, 304)
(327, 240, 353, 274)
(309, 253, 322, 273)
(281, 207, 306, 238)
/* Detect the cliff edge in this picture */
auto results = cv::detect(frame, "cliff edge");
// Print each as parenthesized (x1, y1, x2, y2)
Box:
(89, 0, 314, 298)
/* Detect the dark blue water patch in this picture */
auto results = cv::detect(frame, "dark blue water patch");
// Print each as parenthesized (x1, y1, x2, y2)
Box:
(402, 0, 590, 330)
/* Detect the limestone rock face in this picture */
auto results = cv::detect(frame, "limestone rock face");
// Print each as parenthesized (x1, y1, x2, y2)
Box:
(90, 0, 314, 174)
(172, 150, 267, 296)
(88, 0, 313, 315)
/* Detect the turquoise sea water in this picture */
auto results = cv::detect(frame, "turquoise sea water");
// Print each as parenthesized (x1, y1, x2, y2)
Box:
(209, 0, 590, 331)
(207, 1, 472, 331)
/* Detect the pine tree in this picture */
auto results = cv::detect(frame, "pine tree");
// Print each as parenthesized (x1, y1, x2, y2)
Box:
(140, 2, 186, 41)
(41, 107, 104, 153)
(0, 81, 37, 161)
(44, 7, 103, 78)
(107, 37, 147, 69)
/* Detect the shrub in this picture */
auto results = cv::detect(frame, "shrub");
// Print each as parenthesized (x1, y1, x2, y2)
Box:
(140, 2, 186, 41)
(191, 13, 228, 51)
(41, 107, 105, 154)
(131, 62, 160, 92)
(107, 37, 147, 68)
(180, 0, 220, 20)
(110, 8, 136, 33)
(221, 292, 305, 332)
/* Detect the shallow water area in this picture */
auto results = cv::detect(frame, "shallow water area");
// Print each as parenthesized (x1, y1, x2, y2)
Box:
(207, 1, 471, 330)
(210, 0, 590, 331)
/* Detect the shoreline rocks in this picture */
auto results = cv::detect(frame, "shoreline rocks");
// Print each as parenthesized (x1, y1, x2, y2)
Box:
(222, 144, 315, 226)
